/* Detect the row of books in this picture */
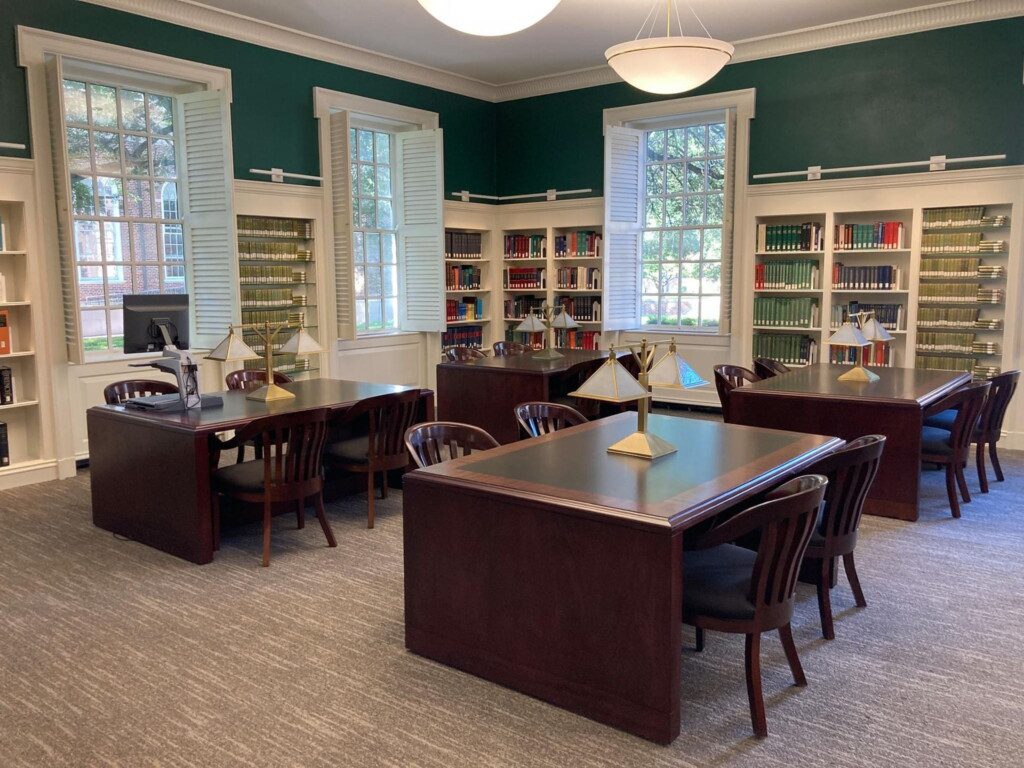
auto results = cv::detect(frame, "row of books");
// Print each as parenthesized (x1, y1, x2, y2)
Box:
(238, 242, 312, 261)
(756, 222, 824, 252)
(918, 284, 1004, 304)
(555, 267, 600, 290)
(239, 308, 305, 325)
(921, 232, 1006, 254)
(554, 330, 601, 350)
(0, 421, 7, 467)
(973, 364, 1002, 378)
(237, 216, 312, 239)
(244, 354, 312, 374)
(830, 302, 904, 331)
(504, 295, 545, 320)
(504, 267, 546, 289)
(919, 258, 1002, 278)
(922, 206, 999, 229)
(916, 332, 977, 354)
(239, 265, 306, 284)
(834, 221, 905, 250)
(554, 231, 601, 258)
(445, 231, 483, 260)
(556, 295, 602, 322)
(753, 333, 818, 365)
(0, 310, 10, 355)
(753, 297, 819, 328)
(916, 355, 975, 374)
(240, 288, 300, 309)
(754, 260, 820, 290)
(832, 263, 902, 290)
(830, 345, 893, 367)
(504, 234, 546, 260)
(446, 265, 482, 290)
(446, 297, 484, 322)
(442, 325, 484, 349)
(0, 366, 15, 404)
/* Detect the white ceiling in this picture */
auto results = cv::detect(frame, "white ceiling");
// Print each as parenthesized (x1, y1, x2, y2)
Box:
(192, 0, 951, 85)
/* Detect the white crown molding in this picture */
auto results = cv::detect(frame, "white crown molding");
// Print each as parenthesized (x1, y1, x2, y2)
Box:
(233, 178, 323, 198)
(746, 164, 1024, 196)
(0, 156, 36, 176)
(82, 0, 1024, 103)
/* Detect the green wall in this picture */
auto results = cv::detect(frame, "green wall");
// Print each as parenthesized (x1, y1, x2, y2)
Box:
(0, 0, 496, 196)
(495, 17, 1024, 195)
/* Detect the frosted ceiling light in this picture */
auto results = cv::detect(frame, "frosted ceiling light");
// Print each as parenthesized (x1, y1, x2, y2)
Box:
(417, 0, 561, 36)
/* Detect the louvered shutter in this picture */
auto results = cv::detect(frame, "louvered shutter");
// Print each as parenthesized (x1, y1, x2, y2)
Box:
(719, 110, 737, 335)
(602, 126, 643, 331)
(396, 129, 445, 332)
(329, 110, 356, 340)
(175, 89, 239, 349)
(44, 55, 85, 364)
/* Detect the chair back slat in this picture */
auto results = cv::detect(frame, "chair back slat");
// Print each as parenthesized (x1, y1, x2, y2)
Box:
(405, 422, 500, 468)
(514, 401, 587, 438)
(443, 346, 487, 362)
(493, 341, 530, 357)
(230, 408, 330, 497)
(225, 369, 293, 392)
(713, 364, 760, 423)
(948, 382, 990, 453)
(103, 379, 179, 405)
(343, 390, 423, 465)
(979, 370, 1019, 439)
(753, 357, 790, 379)
(805, 435, 885, 544)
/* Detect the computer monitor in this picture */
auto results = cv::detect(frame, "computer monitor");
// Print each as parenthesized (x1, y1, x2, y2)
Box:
(122, 294, 190, 353)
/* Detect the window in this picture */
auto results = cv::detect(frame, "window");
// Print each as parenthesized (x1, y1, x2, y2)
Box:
(641, 120, 726, 331)
(350, 127, 399, 333)
(63, 77, 185, 353)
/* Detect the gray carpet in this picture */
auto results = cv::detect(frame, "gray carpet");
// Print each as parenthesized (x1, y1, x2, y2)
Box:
(1, 444, 1022, 767)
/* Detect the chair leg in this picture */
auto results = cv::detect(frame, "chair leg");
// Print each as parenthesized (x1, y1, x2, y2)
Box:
(945, 464, 961, 518)
(296, 499, 305, 529)
(261, 497, 272, 568)
(976, 442, 989, 494)
(778, 623, 806, 687)
(314, 493, 337, 548)
(744, 633, 767, 739)
(955, 463, 971, 503)
(366, 471, 376, 529)
(235, 444, 246, 464)
(843, 552, 867, 608)
(990, 442, 1005, 482)
(815, 557, 835, 640)
(380, 470, 389, 499)
(695, 626, 705, 652)
(211, 493, 221, 552)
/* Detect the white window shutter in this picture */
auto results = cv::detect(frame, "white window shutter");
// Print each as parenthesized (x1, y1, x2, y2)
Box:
(175, 89, 239, 349)
(44, 55, 85, 364)
(602, 126, 643, 331)
(719, 110, 737, 335)
(329, 110, 356, 340)
(396, 128, 445, 332)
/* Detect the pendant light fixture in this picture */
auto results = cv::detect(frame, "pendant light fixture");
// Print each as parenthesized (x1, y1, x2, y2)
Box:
(605, 1, 733, 95)
(417, 0, 561, 37)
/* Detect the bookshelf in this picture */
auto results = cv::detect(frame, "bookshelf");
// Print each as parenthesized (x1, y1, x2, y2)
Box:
(235, 214, 322, 379)
(914, 204, 1010, 379)
(444, 228, 489, 350)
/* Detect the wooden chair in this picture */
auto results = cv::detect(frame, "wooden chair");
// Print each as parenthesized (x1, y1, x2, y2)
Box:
(225, 369, 294, 392)
(924, 370, 1019, 493)
(405, 421, 499, 468)
(684, 474, 827, 739)
(713, 364, 761, 423)
(493, 340, 530, 357)
(208, 408, 336, 567)
(443, 346, 487, 362)
(921, 381, 990, 518)
(752, 357, 790, 380)
(514, 401, 587, 438)
(103, 379, 178, 405)
(325, 389, 422, 528)
(802, 435, 886, 639)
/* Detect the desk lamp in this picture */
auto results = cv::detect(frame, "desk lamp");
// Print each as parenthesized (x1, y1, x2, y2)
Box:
(857, 310, 893, 369)
(515, 303, 579, 360)
(208, 322, 320, 402)
(827, 320, 876, 383)
(647, 337, 709, 390)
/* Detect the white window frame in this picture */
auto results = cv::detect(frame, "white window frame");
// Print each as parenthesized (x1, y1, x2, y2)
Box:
(604, 88, 755, 341)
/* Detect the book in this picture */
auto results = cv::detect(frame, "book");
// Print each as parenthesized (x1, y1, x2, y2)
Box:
(0, 211, 6, 251)
(0, 366, 12, 405)
(0, 273, 6, 303)
(0, 310, 9, 355)
(0, 421, 8, 467)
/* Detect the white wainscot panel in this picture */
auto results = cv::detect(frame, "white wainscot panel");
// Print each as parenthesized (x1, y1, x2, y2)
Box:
(335, 333, 425, 387)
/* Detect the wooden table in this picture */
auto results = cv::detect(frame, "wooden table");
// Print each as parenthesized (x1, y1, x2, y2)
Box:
(87, 379, 434, 564)
(436, 349, 621, 444)
(402, 412, 842, 744)
(729, 364, 970, 521)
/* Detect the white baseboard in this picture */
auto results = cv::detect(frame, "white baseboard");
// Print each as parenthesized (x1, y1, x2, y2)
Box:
(0, 460, 60, 491)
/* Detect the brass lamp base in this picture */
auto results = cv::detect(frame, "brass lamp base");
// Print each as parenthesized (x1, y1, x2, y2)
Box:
(531, 347, 564, 360)
(246, 382, 296, 402)
(607, 430, 677, 460)
(837, 365, 880, 383)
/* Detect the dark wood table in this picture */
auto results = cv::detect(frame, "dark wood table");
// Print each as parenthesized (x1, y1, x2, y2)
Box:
(87, 379, 434, 564)
(436, 349, 623, 444)
(729, 364, 970, 521)
(403, 412, 842, 744)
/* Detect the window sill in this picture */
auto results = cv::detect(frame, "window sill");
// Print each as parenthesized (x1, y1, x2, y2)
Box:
(338, 330, 423, 351)
(618, 329, 731, 348)
(79, 349, 212, 365)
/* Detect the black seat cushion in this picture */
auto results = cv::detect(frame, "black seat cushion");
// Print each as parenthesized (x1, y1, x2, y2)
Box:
(212, 460, 265, 493)
(325, 435, 370, 465)
(683, 543, 757, 621)
(923, 409, 956, 431)
(921, 425, 953, 456)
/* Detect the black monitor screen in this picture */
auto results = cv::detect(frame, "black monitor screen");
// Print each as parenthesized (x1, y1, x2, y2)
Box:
(122, 294, 190, 353)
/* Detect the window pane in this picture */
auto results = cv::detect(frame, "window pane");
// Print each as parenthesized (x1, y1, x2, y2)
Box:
(359, 198, 376, 228)
(708, 123, 726, 156)
(382, 265, 397, 297)
(357, 130, 374, 162)
(120, 90, 147, 131)
(352, 231, 364, 259)
(702, 261, 722, 294)
(645, 165, 664, 196)
(103, 222, 130, 262)
(133, 264, 162, 293)
(646, 131, 665, 162)
(662, 231, 680, 260)
(681, 229, 701, 261)
(364, 232, 381, 263)
(66, 127, 91, 173)
(666, 129, 685, 160)
(90, 84, 117, 127)
(701, 296, 721, 328)
(71, 175, 96, 215)
(359, 164, 375, 196)
(152, 138, 176, 177)
(377, 164, 392, 198)
(158, 182, 179, 219)
(642, 263, 659, 293)
(641, 296, 658, 325)
(367, 299, 383, 329)
(131, 223, 159, 262)
(161, 224, 185, 261)
(74, 221, 102, 262)
(680, 263, 700, 293)
(356, 301, 367, 330)
(381, 234, 396, 263)
(706, 194, 724, 226)
(685, 125, 707, 157)
(707, 158, 725, 191)
(124, 135, 149, 176)
(377, 199, 394, 230)
(63, 80, 88, 124)
(679, 296, 699, 326)
(642, 231, 660, 261)
(703, 229, 722, 260)
(80, 309, 108, 347)
(684, 195, 704, 226)
(366, 265, 382, 297)
(354, 266, 365, 298)
(665, 198, 683, 227)
(349, 128, 358, 160)
(375, 132, 390, 164)
(666, 164, 684, 195)
(107, 265, 134, 305)
(685, 160, 705, 193)
(645, 197, 663, 228)
(92, 131, 122, 175)
(661, 263, 680, 294)
(148, 95, 174, 135)
(350, 162, 358, 191)
(384, 297, 398, 327)
(96, 177, 123, 216)
(659, 296, 679, 325)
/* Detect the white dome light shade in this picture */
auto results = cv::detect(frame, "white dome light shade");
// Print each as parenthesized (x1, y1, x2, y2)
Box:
(417, 0, 561, 36)
(605, 36, 734, 95)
